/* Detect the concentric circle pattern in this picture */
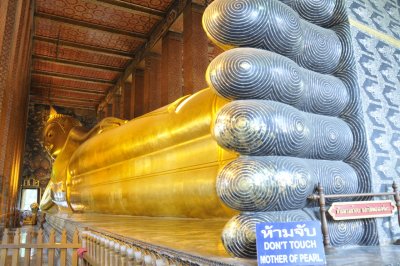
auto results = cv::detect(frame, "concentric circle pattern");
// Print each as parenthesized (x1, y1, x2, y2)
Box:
(203, 0, 342, 73)
(223, 209, 369, 258)
(216, 156, 314, 211)
(203, 0, 303, 56)
(307, 114, 353, 159)
(207, 48, 349, 116)
(213, 100, 311, 156)
(205, 0, 378, 254)
(221, 211, 312, 258)
(279, 0, 347, 27)
(213, 100, 353, 159)
(305, 208, 365, 245)
(313, 160, 359, 203)
(294, 21, 342, 74)
(217, 157, 358, 211)
(360, 219, 379, 245)
(328, 220, 364, 246)
(299, 69, 349, 116)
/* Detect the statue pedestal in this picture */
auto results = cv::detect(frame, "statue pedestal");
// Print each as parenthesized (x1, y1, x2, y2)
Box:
(43, 213, 400, 265)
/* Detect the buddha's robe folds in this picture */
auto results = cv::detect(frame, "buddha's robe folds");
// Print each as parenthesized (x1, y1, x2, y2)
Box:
(57, 89, 237, 218)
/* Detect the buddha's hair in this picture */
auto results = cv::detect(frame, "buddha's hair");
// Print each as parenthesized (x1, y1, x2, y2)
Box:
(46, 115, 82, 133)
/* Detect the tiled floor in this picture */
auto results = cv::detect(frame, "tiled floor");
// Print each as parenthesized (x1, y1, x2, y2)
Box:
(48, 213, 400, 265)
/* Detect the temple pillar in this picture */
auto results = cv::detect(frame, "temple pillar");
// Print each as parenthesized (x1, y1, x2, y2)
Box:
(0, 0, 33, 226)
(122, 80, 134, 119)
(161, 31, 183, 105)
(134, 70, 145, 117)
(106, 103, 113, 117)
(98, 110, 105, 120)
(112, 92, 121, 118)
(183, 3, 208, 95)
(208, 41, 224, 63)
(143, 53, 161, 113)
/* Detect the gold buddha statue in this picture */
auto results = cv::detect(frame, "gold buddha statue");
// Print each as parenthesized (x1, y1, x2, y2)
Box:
(40, 89, 238, 218)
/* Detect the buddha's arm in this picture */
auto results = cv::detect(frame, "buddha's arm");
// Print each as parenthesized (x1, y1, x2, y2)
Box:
(67, 117, 127, 143)
(39, 181, 55, 211)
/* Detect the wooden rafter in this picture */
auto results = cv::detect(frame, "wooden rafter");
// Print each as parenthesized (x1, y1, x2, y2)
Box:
(35, 12, 148, 41)
(31, 94, 98, 104)
(92, 0, 164, 18)
(33, 58, 121, 76)
(34, 36, 134, 58)
(32, 70, 116, 85)
(31, 84, 107, 96)
(32, 55, 125, 72)
(30, 96, 98, 110)
(31, 92, 100, 103)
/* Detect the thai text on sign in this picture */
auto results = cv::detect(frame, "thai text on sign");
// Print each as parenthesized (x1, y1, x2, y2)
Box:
(328, 200, 396, 220)
(256, 221, 326, 266)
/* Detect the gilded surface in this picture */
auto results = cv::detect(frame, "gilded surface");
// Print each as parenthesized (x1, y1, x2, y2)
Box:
(40, 89, 238, 218)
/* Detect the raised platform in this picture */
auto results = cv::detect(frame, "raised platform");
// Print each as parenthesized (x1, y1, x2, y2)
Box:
(45, 213, 400, 265)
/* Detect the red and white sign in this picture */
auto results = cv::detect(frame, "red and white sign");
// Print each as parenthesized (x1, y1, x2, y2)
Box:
(328, 200, 396, 220)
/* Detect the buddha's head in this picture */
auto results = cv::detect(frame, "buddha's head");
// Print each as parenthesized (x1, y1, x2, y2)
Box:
(44, 107, 82, 158)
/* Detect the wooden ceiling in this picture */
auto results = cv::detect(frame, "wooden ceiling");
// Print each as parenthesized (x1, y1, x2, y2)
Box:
(30, 0, 181, 111)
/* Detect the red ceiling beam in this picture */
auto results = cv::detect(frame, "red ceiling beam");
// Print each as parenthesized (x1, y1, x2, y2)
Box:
(33, 36, 134, 58)
(32, 70, 116, 85)
(30, 95, 98, 110)
(32, 55, 125, 72)
(31, 86, 104, 100)
(93, 0, 164, 18)
(31, 84, 107, 96)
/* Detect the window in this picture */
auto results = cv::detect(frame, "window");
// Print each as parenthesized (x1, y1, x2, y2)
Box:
(20, 188, 39, 211)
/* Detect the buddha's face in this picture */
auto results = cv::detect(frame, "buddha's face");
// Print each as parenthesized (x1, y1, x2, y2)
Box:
(44, 121, 68, 158)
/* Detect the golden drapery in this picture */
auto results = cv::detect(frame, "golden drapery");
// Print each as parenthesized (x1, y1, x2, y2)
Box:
(42, 89, 238, 218)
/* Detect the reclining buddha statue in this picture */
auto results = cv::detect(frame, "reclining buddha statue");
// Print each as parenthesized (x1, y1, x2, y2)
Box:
(40, 88, 238, 218)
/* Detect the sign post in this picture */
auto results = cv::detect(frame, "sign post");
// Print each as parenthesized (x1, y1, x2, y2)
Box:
(328, 200, 396, 220)
(256, 221, 326, 266)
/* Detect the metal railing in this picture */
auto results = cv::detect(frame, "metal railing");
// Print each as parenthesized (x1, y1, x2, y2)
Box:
(308, 181, 400, 247)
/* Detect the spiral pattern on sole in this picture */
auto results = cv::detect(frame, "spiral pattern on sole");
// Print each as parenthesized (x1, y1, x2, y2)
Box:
(207, 48, 349, 116)
(223, 209, 369, 258)
(217, 157, 358, 211)
(213, 100, 353, 159)
(299, 69, 349, 115)
(204, 0, 378, 252)
(279, 0, 347, 27)
(308, 114, 354, 159)
(217, 156, 313, 211)
(222, 210, 312, 258)
(203, 0, 304, 55)
(203, 0, 342, 73)
(295, 21, 342, 74)
(316, 160, 359, 203)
